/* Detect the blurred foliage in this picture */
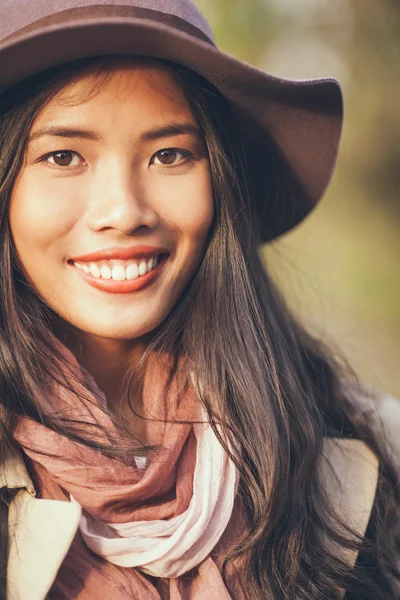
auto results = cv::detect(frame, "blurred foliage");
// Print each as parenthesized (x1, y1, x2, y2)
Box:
(195, 0, 400, 397)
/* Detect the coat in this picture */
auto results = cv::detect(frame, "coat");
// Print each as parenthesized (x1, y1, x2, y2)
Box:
(2, 388, 400, 600)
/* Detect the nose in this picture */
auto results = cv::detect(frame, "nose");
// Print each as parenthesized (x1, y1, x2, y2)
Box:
(85, 162, 159, 235)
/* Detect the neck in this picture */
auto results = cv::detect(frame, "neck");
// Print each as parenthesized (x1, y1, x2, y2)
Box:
(51, 319, 155, 409)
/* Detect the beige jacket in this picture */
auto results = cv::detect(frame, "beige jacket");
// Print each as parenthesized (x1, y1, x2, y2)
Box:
(3, 388, 400, 600)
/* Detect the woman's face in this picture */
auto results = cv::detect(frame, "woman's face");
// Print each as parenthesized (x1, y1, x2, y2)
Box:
(9, 61, 214, 341)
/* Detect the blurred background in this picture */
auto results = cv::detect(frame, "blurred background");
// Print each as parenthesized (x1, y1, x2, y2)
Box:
(194, 0, 400, 398)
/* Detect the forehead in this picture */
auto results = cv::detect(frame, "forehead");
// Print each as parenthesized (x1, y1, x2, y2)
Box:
(36, 60, 194, 124)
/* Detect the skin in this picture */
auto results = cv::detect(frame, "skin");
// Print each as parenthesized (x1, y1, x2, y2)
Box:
(8, 59, 214, 432)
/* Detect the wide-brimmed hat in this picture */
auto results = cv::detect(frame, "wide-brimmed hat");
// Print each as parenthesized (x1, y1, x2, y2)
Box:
(0, 0, 343, 243)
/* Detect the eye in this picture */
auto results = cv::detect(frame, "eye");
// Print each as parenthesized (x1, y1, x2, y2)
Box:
(41, 150, 83, 169)
(150, 148, 191, 166)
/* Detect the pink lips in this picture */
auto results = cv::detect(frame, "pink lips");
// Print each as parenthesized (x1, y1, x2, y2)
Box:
(70, 244, 170, 262)
(68, 245, 170, 294)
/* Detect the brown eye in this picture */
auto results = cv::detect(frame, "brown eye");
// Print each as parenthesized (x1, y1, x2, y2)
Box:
(51, 151, 73, 166)
(44, 150, 82, 168)
(152, 148, 186, 166)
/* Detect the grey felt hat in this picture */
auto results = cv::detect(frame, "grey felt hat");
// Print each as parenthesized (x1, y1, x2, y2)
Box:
(0, 0, 343, 242)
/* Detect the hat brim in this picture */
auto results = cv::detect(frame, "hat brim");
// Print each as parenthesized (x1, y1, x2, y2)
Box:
(0, 16, 343, 242)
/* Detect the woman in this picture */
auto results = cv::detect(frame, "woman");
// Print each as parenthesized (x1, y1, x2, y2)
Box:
(0, 1, 399, 599)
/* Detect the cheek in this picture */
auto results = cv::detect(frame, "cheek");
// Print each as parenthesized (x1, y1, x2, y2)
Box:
(8, 172, 79, 260)
(152, 168, 214, 247)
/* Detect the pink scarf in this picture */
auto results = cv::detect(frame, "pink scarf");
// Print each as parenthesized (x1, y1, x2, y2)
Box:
(13, 340, 249, 599)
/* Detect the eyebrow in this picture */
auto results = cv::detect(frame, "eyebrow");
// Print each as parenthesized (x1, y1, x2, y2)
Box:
(28, 122, 203, 143)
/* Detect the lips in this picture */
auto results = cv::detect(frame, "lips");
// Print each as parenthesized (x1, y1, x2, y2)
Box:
(69, 252, 169, 294)
(69, 244, 170, 263)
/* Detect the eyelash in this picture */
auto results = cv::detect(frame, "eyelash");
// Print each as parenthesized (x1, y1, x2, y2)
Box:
(38, 148, 194, 171)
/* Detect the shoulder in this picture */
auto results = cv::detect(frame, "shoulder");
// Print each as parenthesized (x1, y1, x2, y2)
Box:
(320, 437, 379, 567)
(0, 443, 36, 496)
(345, 381, 400, 474)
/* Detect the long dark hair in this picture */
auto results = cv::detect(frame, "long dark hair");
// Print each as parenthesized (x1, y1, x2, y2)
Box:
(0, 55, 399, 599)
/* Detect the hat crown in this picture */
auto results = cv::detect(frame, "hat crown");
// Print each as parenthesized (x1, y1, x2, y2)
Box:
(0, 0, 214, 44)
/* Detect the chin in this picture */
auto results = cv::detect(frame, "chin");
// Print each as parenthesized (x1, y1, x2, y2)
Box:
(73, 315, 165, 341)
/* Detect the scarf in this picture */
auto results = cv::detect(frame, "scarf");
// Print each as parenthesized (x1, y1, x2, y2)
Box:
(13, 339, 249, 599)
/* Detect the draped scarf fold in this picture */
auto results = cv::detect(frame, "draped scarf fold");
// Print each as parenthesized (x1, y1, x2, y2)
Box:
(12, 339, 249, 599)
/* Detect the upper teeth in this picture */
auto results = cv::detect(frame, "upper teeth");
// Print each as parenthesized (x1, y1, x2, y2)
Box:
(73, 256, 159, 280)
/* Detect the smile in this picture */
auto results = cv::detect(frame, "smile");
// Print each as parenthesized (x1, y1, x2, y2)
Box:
(69, 253, 169, 294)
(74, 256, 159, 280)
